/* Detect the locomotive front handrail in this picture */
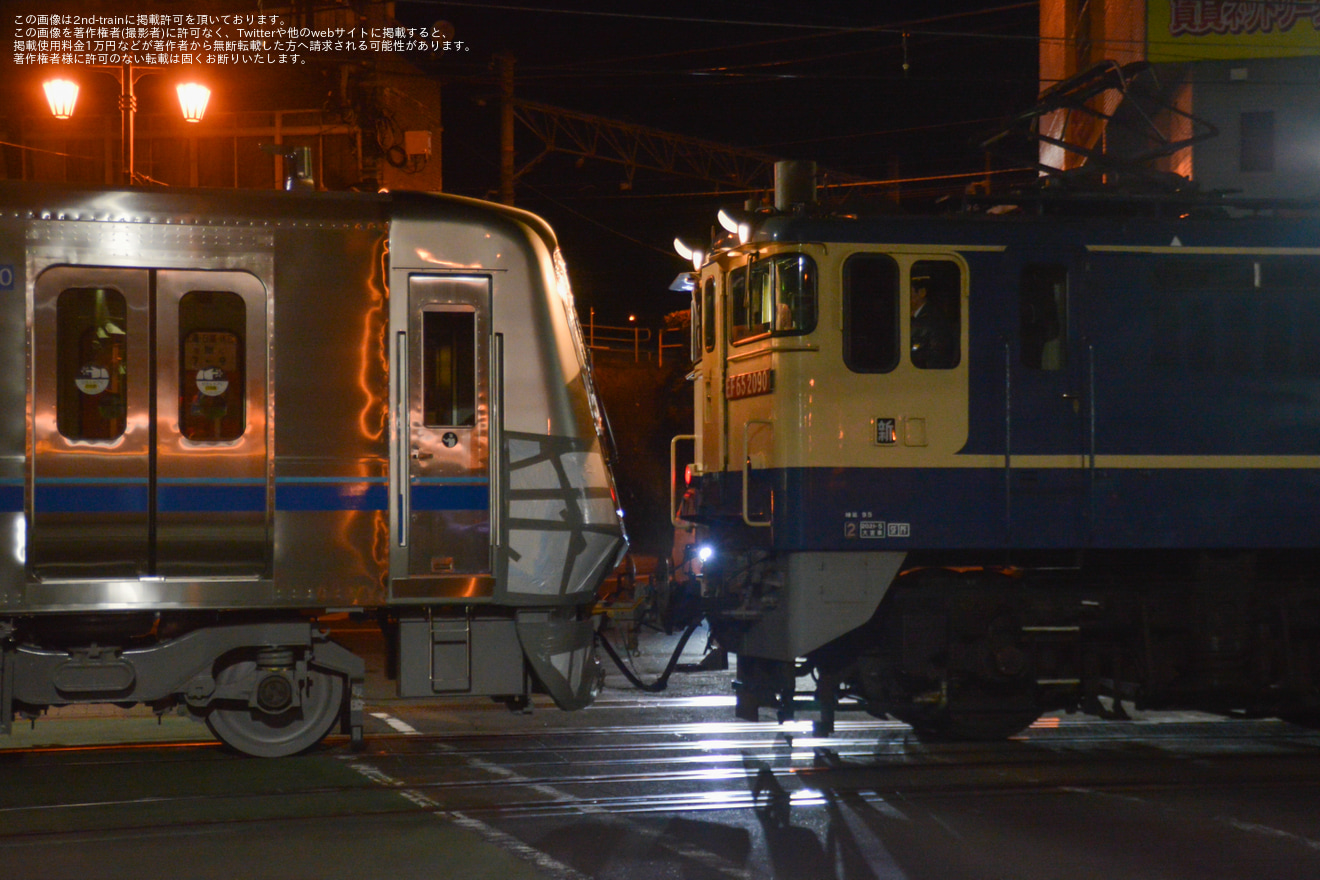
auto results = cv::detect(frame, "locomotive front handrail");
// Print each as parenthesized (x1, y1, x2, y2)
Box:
(669, 434, 696, 528)
(490, 332, 505, 556)
(742, 419, 773, 528)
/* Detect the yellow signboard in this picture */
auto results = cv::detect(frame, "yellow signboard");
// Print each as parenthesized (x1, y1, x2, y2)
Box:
(1148, 0, 1320, 61)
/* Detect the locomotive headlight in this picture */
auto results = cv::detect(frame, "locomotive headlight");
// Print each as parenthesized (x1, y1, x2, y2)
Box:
(697, 545, 714, 563)
(717, 208, 752, 245)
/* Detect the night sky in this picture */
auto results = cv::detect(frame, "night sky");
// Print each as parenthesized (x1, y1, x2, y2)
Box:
(394, 1, 1041, 322)
(2, 1, 1041, 323)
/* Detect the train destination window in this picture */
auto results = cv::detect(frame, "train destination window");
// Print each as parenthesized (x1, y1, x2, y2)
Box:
(57, 287, 128, 442)
(731, 253, 817, 343)
(910, 260, 961, 369)
(179, 290, 246, 443)
(842, 254, 899, 373)
(1020, 264, 1068, 371)
(423, 309, 476, 427)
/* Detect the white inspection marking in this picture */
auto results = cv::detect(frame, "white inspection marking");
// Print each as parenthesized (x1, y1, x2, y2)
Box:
(344, 720, 753, 880)
(345, 760, 590, 880)
(370, 711, 421, 735)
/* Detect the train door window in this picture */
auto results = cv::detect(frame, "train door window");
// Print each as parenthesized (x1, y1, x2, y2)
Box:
(56, 287, 128, 441)
(423, 309, 476, 427)
(910, 260, 961, 369)
(179, 290, 246, 443)
(703, 276, 716, 352)
(1020, 264, 1068, 370)
(842, 254, 899, 373)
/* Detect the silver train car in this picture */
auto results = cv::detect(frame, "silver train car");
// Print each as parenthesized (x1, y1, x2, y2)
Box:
(0, 181, 625, 756)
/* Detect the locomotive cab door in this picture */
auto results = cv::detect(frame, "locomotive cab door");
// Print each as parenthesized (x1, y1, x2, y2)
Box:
(393, 275, 493, 592)
(1008, 259, 1087, 549)
(30, 267, 269, 581)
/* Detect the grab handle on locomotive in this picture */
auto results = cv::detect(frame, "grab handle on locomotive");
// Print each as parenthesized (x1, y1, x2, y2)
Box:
(742, 419, 773, 528)
(395, 330, 409, 547)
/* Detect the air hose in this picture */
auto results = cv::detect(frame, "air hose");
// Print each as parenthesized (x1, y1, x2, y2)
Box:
(595, 621, 701, 693)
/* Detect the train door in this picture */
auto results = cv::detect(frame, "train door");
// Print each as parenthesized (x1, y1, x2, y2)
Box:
(1008, 260, 1087, 549)
(31, 267, 269, 580)
(396, 275, 492, 587)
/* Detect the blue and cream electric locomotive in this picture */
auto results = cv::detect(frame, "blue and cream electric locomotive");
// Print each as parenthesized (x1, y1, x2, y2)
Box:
(672, 162, 1320, 739)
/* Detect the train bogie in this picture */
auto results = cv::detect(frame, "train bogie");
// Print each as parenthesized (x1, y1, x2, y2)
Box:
(0, 182, 625, 755)
(672, 167, 1320, 738)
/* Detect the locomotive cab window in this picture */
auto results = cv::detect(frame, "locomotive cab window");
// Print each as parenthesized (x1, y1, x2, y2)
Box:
(910, 260, 961, 369)
(843, 254, 900, 373)
(56, 287, 128, 442)
(423, 309, 476, 427)
(731, 253, 817, 343)
(179, 290, 246, 443)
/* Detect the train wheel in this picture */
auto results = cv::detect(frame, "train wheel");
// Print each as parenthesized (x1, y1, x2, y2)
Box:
(206, 661, 344, 757)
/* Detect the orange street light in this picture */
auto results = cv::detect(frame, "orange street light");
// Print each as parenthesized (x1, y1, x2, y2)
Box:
(176, 82, 211, 123)
(43, 63, 211, 184)
(42, 78, 79, 119)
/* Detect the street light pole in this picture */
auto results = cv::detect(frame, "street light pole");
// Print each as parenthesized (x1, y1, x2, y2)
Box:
(116, 61, 137, 186)
(44, 63, 209, 185)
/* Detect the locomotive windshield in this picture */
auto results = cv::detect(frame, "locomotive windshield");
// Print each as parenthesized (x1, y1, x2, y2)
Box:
(731, 253, 817, 343)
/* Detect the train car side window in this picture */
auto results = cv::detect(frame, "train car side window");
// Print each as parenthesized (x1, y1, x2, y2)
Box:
(842, 254, 899, 373)
(423, 309, 476, 427)
(179, 291, 246, 443)
(56, 287, 128, 441)
(1020, 264, 1068, 370)
(910, 260, 961, 369)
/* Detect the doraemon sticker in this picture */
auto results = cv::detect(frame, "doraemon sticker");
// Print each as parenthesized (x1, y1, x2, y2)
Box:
(75, 364, 110, 395)
(196, 367, 229, 397)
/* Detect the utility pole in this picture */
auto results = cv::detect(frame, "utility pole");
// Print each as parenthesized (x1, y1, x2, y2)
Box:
(496, 52, 515, 205)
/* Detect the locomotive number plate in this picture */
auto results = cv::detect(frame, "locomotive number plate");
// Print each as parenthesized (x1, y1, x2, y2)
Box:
(726, 368, 774, 400)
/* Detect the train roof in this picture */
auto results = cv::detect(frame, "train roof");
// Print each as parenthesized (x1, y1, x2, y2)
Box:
(0, 180, 559, 252)
(744, 200, 1320, 252)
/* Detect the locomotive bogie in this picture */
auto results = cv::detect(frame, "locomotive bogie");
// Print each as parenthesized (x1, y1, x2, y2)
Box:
(0, 182, 625, 755)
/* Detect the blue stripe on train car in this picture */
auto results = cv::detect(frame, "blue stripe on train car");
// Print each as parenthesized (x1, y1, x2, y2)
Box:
(409, 479, 489, 512)
(275, 477, 389, 511)
(34, 479, 151, 513)
(0, 481, 22, 512)
(157, 480, 266, 512)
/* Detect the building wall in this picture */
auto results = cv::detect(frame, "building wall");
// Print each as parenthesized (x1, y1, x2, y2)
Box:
(1038, 0, 1320, 197)
(1178, 56, 1320, 201)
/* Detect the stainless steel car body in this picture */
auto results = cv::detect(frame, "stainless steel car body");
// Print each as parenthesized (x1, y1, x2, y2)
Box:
(0, 182, 625, 754)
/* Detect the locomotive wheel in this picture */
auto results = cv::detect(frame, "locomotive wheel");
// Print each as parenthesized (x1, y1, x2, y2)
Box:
(206, 661, 344, 757)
